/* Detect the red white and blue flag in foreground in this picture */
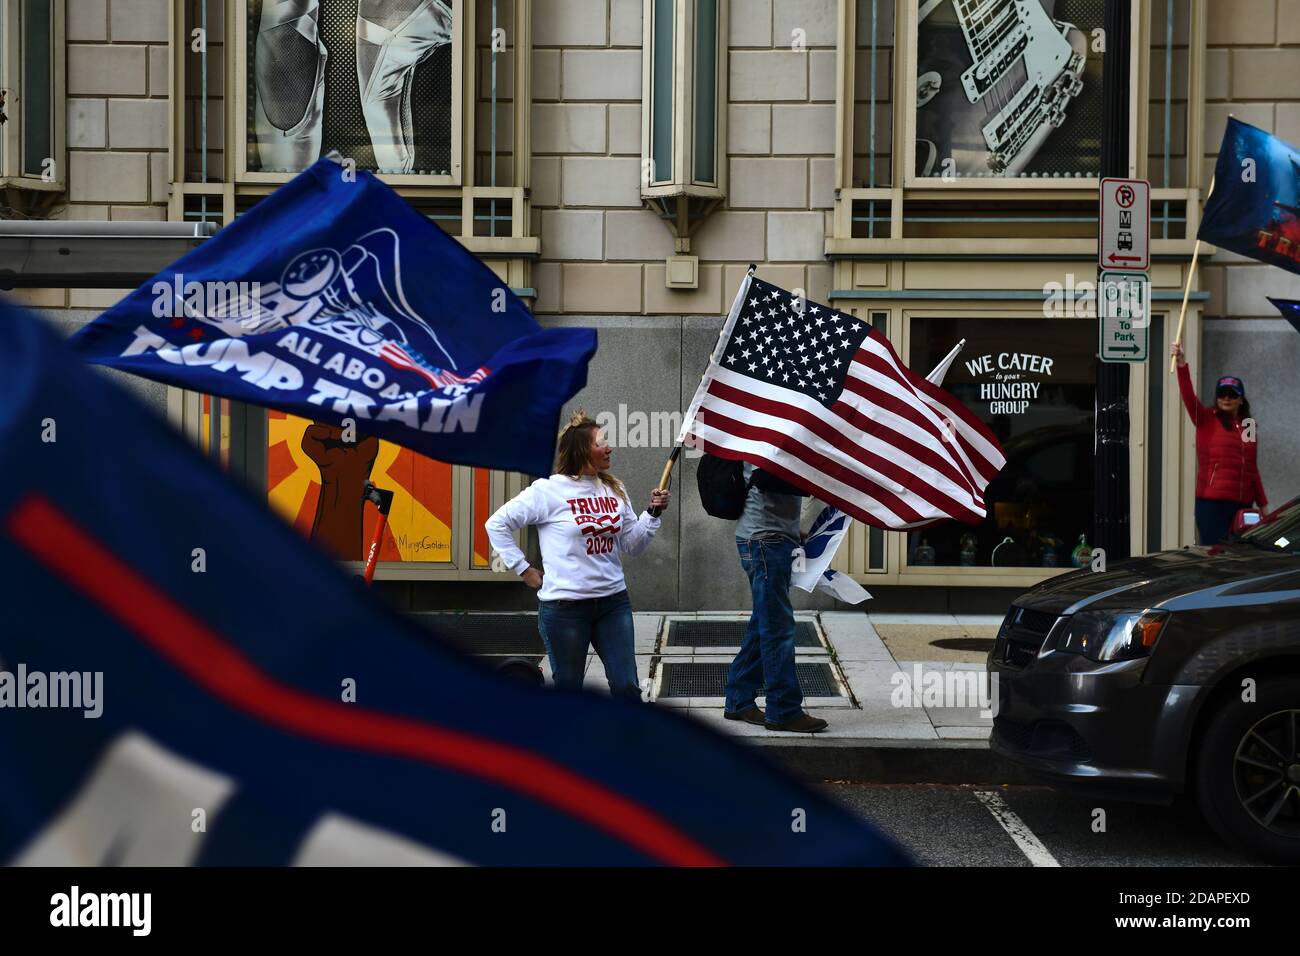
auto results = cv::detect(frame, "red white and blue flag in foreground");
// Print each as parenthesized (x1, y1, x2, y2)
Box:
(683, 275, 1005, 530)
(0, 299, 905, 866)
(68, 158, 595, 477)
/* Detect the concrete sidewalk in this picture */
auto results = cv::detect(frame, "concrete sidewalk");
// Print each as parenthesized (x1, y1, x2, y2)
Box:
(537, 610, 1033, 783)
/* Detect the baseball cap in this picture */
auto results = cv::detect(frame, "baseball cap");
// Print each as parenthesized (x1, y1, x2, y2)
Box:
(1216, 376, 1245, 397)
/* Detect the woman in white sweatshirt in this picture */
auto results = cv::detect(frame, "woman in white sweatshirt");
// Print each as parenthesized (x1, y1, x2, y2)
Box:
(485, 411, 670, 699)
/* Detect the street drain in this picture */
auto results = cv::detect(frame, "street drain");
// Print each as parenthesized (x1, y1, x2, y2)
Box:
(930, 638, 995, 652)
(658, 662, 841, 698)
(412, 613, 545, 655)
(666, 620, 821, 648)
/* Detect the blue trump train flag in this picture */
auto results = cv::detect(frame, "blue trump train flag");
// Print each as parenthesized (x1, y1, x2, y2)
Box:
(1199, 118, 1300, 276)
(1269, 297, 1300, 336)
(0, 298, 906, 866)
(69, 159, 596, 477)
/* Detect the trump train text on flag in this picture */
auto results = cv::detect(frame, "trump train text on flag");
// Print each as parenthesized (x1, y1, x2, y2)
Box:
(69, 159, 596, 478)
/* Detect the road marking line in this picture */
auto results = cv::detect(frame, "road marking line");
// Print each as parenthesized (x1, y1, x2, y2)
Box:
(974, 791, 1060, 867)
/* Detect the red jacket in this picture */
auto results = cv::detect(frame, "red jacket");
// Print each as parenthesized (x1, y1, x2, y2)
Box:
(1177, 363, 1266, 507)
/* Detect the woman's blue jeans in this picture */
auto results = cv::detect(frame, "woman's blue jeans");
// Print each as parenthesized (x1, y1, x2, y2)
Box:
(725, 536, 803, 722)
(537, 589, 640, 700)
(1195, 497, 1250, 545)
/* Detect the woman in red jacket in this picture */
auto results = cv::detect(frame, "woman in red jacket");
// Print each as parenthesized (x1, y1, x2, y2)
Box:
(1170, 343, 1267, 545)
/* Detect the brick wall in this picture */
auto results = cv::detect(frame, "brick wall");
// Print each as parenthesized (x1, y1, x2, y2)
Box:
(7, 0, 172, 313)
(531, 0, 837, 315)
(64, 0, 170, 222)
(1200, 0, 1300, 318)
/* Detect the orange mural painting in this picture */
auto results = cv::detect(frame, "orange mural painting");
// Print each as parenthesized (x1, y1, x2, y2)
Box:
(268, 411, 454, 563)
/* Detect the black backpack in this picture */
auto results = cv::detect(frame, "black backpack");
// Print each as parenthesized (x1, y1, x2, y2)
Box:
(696, 455, 807, 519)
(696, 454, 753, 519)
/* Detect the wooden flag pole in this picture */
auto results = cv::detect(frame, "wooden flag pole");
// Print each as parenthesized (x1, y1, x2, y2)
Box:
(656, 446, 682, 494)
(648, 265, 758, 513)
(1170, 173, 1216, 373)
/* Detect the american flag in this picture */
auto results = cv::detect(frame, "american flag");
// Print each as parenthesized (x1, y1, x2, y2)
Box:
(683, 276, 1005, 530)
(379, 341, 489, 390)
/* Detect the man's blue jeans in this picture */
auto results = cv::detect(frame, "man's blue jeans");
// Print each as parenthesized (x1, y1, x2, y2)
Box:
(537, 589, 640, 700)
(725, 536, 802, 722)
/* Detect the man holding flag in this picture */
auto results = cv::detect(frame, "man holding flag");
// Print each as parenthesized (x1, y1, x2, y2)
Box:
(676, 273, 1005, 733)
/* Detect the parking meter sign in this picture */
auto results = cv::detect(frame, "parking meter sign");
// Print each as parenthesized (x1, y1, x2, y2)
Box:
(1100, 178, 1150, 271)
(1099, 270, 1149, 363)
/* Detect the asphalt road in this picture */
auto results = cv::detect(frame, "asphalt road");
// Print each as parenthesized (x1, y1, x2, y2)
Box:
(825, 783, 1266, 866)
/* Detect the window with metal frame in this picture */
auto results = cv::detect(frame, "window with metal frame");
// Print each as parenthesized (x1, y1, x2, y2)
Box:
(0, 0, 64, 192)
(641, 0, 727, 198)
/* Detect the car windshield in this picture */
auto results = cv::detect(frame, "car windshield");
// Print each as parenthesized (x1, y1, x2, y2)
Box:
(1239, 496, 1300, 553)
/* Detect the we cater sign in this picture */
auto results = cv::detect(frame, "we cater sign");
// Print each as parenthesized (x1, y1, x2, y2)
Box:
(963, 351, 1054, 415)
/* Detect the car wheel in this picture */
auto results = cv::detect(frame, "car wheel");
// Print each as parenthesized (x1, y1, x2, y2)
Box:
(1194, 675, 1300, 864)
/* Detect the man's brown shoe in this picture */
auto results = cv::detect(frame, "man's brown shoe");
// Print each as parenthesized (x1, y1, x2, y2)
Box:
(724, 706, 766, 726)
(764, 712, 829, 733)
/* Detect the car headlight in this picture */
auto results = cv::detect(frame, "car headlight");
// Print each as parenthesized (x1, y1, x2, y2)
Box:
(1054, 610, 1169, 662)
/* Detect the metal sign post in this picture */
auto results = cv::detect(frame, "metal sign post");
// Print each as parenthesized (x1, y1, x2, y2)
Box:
(1094, 0, 1134, 564)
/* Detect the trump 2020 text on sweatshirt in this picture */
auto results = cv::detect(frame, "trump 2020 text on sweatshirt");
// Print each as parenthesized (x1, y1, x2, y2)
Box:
(484, 475, 661, 601)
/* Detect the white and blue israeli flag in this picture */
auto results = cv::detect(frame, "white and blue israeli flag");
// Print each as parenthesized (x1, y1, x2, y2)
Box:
(792, 505, 871, 604)
(789, 339, 966, 605)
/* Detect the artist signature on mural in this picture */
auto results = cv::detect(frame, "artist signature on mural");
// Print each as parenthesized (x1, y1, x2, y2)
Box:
(395, 533, 448, 557)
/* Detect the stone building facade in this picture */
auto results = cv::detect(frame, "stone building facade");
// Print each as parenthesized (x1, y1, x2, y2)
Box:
(2, 0, 1298, 612)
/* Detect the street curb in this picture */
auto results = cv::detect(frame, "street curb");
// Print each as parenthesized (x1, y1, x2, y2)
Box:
(742, 738, 1043, 785)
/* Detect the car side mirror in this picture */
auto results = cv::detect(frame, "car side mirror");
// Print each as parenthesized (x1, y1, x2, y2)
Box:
(1230, 508, 1262, 535)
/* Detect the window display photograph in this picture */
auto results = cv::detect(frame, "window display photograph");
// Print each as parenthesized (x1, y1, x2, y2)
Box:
(912, 0, 1105, 181)
(907, 316, 1097, 568)
(246, 0, 457, 177)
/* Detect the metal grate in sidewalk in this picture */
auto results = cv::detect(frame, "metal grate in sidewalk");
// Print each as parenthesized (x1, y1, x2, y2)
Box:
(658, 661, 841, 698)
(666, 620, 821, 648)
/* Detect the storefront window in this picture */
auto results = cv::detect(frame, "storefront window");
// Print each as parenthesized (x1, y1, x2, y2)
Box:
(908, 317, 1097, 568)
(911, 0, 1104, 182)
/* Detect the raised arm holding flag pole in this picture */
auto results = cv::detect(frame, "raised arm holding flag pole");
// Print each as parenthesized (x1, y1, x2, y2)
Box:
(648, 263, 762, 516)
(1180, 116, 1300, 373)
(1166, 116, 1296, 541)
